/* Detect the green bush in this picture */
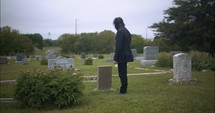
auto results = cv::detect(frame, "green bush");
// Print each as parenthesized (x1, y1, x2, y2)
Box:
(84, 58, 93, 65)
(40, 57, 48, 65)
(98, 54, 104, 59)
(190, 51, 215, 71)
(156, 52, 173, 68)
(156, 51, 215, 71)
(14, 69, 84, 109)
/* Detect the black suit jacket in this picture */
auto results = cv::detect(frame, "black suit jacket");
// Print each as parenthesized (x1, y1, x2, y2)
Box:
(114, 26, 134, 63)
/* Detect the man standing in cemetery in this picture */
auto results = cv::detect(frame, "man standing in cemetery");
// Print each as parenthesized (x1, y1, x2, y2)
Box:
(113, 17, 133, 94)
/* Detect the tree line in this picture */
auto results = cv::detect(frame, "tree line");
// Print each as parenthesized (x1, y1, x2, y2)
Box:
(0, 26, 58, 55)
(58, 31, 145, 54)
(0, 26, 146, 55)
(1, 0, 214, 56)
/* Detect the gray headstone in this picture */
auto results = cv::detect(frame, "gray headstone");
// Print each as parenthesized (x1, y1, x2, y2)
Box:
(48, 57, 75, 70)
(93, 54, 98, 58)
(16, 53, 26, 61)
(92, 54, 98, 60)
(105, 53, 114, 62)
(140, 60, 157, 66)
(131, 49, 137, 57)
(134, 56, 144, 60)
(97, 65, 112, 90)
(7, 56, 12, 60)
(110, 53, 115, 59)
(46, 50, 57, 59)
(171, 51, 183, 56)
(35, 55, 42, 61)
(143, 46, 159, 60)
(16, 53, 27, 64)
(0, 56, 8, 64)
(80, 53, 87, 59)
(173, 53, 192, 80)
(22, 58, 28, 64)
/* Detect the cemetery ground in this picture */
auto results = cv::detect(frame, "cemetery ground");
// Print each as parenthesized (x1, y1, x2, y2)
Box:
(0, 48, 214, 113)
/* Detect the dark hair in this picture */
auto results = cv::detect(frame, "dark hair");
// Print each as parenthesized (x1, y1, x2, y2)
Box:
(113, 17, 125, 30)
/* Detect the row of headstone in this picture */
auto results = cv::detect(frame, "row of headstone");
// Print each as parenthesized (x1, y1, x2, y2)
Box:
(95, 53, 193, 90)
(105, 49, 138, 62)
(0, 54, 43, 65)
(80, 53, 98, 59)
(138, 46, 193, 84)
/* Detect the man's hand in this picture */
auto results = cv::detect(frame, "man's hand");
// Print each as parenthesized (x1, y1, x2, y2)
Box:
(113, 60, 118, 64)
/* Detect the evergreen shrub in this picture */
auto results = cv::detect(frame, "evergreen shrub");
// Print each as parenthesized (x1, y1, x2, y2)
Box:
(98, 54, 104, 59)
(156, 51, 215, 71)
(40, 57, 48, 65)
(156, 52, 173, 68)
(84, 58, 93, 65)
(190, 51, 215, 71)
(14, 68, 84, 109)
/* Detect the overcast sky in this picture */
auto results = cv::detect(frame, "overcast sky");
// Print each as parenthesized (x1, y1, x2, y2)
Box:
(1, 0, 173, 40)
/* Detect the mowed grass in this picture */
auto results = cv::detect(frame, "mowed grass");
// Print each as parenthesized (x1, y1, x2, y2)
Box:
(0, 46, 158, 80)
(0, 47, 214, 113)
(0, 72, 214, 113)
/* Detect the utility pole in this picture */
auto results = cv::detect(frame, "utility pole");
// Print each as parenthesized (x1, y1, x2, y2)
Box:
(146, 27, 148, 39)
(75, 19, 78, 35)
(48, 32, 51, 39)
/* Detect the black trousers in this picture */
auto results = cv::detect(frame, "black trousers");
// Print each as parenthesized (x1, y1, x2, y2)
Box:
(118, 62, 128, 93)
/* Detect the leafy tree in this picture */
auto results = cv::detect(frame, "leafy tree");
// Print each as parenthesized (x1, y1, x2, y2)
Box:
(58, 30, 115, 54)
(58, 34, 79, 54)
(0, 26, 16, 55)
(13, 35, 34, 55)
(150, 0, 215, 56)
(74, 34, 94, 54)
(0, 26, 34, 55)
(23, 33, 44, 50)
(97, 30, 115, 53)
(43, 39, 53, 47)
(131, 34, 144, 53)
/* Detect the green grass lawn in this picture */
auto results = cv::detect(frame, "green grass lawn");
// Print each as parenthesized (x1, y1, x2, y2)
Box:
(0, 54, 160, 80)
(0, 47, 214, 113)
(0, 72, 214, 113)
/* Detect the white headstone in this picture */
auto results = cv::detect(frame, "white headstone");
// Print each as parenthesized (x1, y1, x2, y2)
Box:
(15, 53, 27, 64)
(143, 46, 159, 60)
(140, 46, 159, 66)
(48, 57, 74, 70)
(46, 50, 57, 59)
(173, 53, 192, 80)
(0, 56, 8, 64)
(131, 49, 137, 58)
(16, 53, 26, 61)
(35, 55, 42, 61)
(169, 53, 195, 84)
(105, 53, 114, 62)
(80, 52, 87, 59)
